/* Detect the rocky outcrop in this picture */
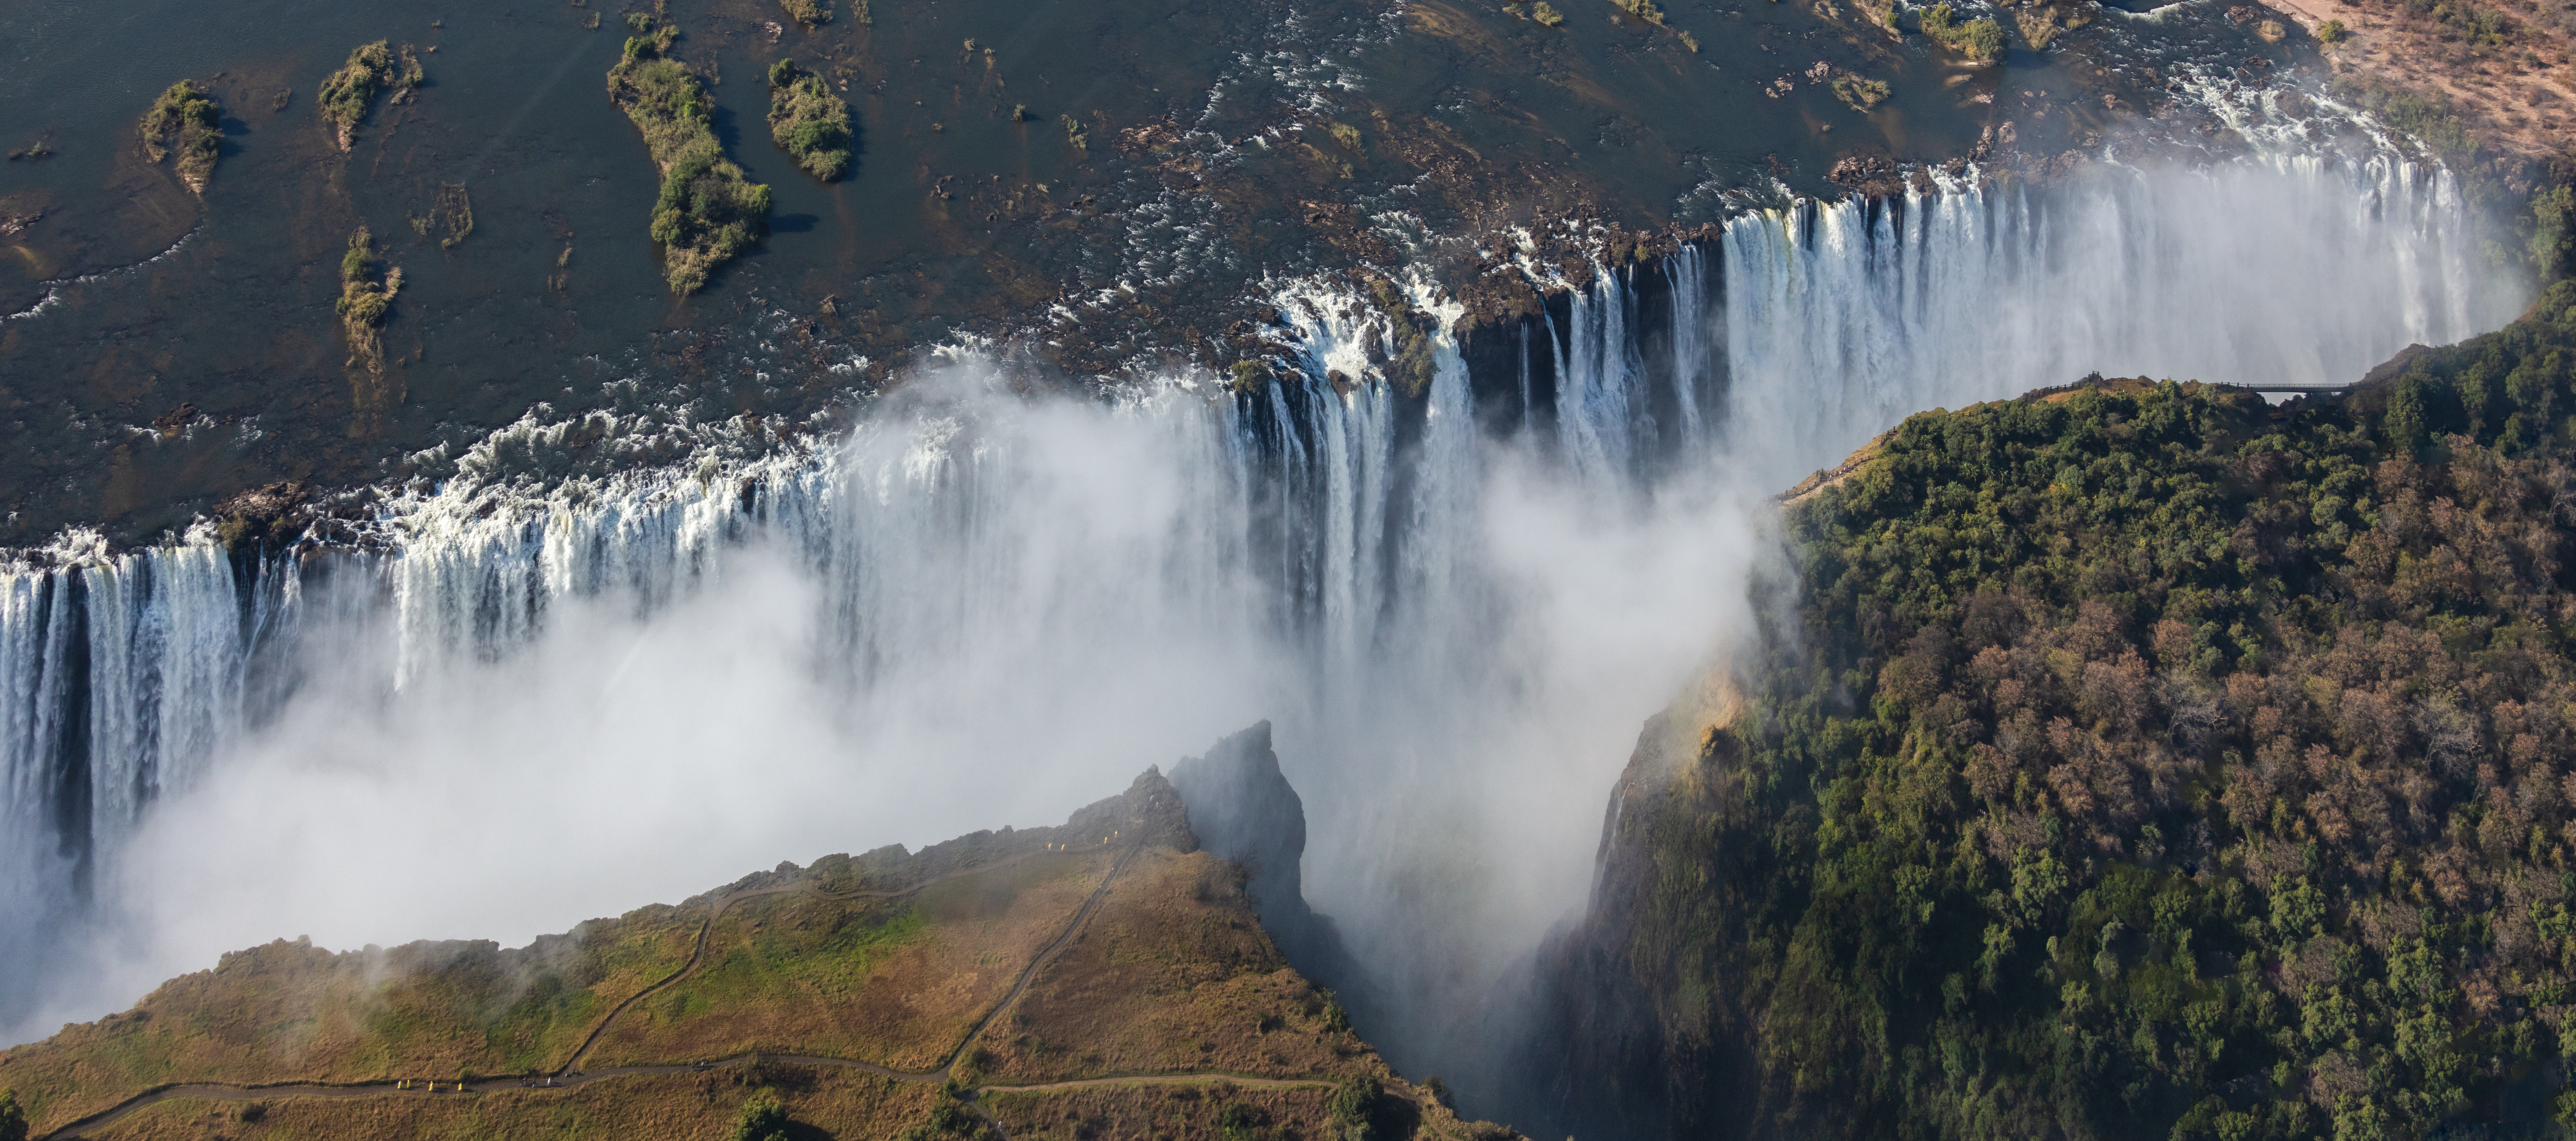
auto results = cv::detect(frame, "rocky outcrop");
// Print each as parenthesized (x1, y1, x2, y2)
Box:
(1166, 722, 1365, 1001)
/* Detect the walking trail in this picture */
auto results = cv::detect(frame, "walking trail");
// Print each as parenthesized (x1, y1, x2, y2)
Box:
(38, 841, 1341, 1141)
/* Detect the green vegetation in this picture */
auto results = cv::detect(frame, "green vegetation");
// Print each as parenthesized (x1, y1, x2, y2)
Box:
(2334, 74, 2477, 157)
(607, 15, 771, 294)
(138, 81, 221, 192)
(2014, 2, 2094, 49)
(316, 40, 422, 149)
(1920, 3, 2008, 60)
(2317, 16, 2350, 41)
(2401, 0, 2515, 44)
(1680, 28, 1702, 50)
(1218, 1101, 1270, 1141)
(338, 228, 397, 328)
(1062, 113, 1090, 150)
(1533, 2, 1567, 25)
(1607, 277, 2576, 1140)
(1327, 1076, 1383, 1141)
(1328, 121, 1362, 149)
(1832, 74, 1892, 111)
(777, 0, 832, 26)
(733, 1091, 793, 1141)
(2535, 182, 2574, 281)
(408, 182, 474, 248)
(0, 1089, 26, 1141)
(1364, 276, 1443, 397)
(766, 58, 854, 182)
(1613, 0, 1669, 23)
(337, 227, 402, 385)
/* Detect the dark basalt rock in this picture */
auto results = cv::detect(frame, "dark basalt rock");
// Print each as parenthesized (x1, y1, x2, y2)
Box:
(1167, 722, 1363, 1000)
(211, 481, 311, 554)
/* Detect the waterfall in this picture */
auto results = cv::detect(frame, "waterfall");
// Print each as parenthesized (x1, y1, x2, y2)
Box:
(1663, 245, 1712, 449)
(0, 152, 2530, 1099)
(1716, 156, 2521, 486)
(1552, 267, 1646, 486)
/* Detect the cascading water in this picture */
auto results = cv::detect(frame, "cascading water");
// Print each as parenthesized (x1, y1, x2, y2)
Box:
(0, 145, 2532, 1122)
(1717, 154, 2521, 486)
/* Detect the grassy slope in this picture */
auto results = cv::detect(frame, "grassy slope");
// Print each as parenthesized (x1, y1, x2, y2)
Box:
(985, 846, 1375, 1082)
(3, 770, 1516, 1141)
(587, 854, 1115, 1071)
(1588, 280, 2576, 1141)
(0, 907, 701, 1126)
(73, 1065, 936, 1141)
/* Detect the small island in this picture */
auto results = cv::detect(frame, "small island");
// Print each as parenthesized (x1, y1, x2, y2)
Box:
(317, 40, 423, 150)
(608, 14, 771, 295)
(136, 81, 221, 195)
(336, 227, 400, 379)
(766, 58, 854, 182)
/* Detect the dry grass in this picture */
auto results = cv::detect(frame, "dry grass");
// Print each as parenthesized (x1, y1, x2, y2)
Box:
(587, 852, 1115, 1070)
(0, 908, 698, 1133)
(982, 849, 1373, 1083)
(79, 1064, 936, 1141)
(3, 772, 1526, 1141)
(984, 1084, 1340, 1141)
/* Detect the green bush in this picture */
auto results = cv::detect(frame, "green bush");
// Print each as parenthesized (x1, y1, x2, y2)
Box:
(1832, 74, 1892, 111)
(336, 228, 397, 329)
(2316, 16, 2348, 41)
(1327, 1077, 1383, 1141)
(1217, 1101, 1268, 1141)
(317, 40, 422, 147)
(137, 80, 222, 189)
(608, 24, 769, 293)
(1919, 4, 2007, 60)
(1532, 1, 1566, 24)
(732, 1092, 791, 1141)
(2335, 75, 2476, 156)
(0, 1089, 26, 1141)
(767, 59, 854, 182)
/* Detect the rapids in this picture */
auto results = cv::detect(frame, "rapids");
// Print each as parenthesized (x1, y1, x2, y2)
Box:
(0, 152, 2529, 1112)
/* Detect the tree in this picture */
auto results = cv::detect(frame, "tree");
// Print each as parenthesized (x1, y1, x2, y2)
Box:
(1327, 1077, 1383, 1141)
(732, 1091, 790, 1141)
(0, 1088, 27, 1141)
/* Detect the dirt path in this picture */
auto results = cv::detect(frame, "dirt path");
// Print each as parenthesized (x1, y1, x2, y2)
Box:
(557, 845, 1073, 1074)
(41, 843, 1199, 1141)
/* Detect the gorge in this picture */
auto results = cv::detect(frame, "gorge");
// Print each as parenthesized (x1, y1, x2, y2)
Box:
(2, 0, 2568, 1130)
(2, 141, 2531, 1115)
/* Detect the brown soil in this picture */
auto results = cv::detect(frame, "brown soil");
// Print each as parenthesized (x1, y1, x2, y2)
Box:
(982, 1083, 1341, 1141)
(2259, 0, 2576, 156)
(982, 848, 1375, 1083)
(74, 1065, 935, 1141)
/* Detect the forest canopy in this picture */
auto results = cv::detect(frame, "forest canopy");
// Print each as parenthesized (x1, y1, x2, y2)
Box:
(1604, 277, 2576, 1141)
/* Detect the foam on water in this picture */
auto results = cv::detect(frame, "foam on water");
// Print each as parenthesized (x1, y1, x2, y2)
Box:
(0, 141, 2532, 1117)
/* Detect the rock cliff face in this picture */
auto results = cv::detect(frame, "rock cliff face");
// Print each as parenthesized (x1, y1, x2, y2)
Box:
(1166, 722, 1365, 1000)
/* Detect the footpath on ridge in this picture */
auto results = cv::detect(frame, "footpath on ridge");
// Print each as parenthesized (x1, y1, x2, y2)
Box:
(37, 839, 1341, 1141)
